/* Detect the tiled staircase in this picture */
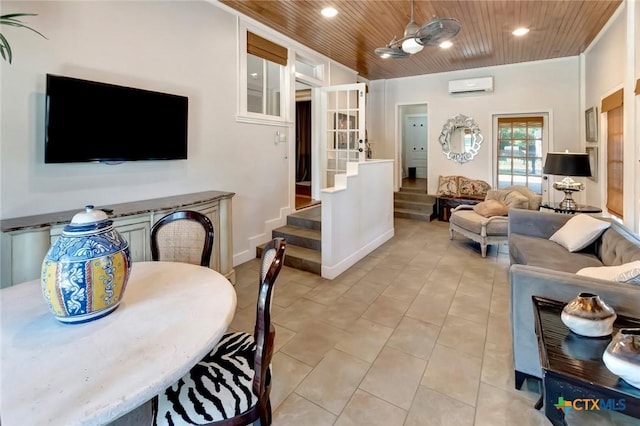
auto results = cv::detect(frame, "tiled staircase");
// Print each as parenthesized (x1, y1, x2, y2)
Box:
(394, 187, 437, 222)
(256, 206, 322, 275)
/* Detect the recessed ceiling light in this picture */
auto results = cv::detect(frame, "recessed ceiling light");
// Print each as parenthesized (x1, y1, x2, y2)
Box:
(321, 7, 338, 18)
(512, 27, 530, 36)
(440, 41, 453, 49)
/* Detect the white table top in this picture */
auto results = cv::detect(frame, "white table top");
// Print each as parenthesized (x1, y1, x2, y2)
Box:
(0, 261, 237, 426)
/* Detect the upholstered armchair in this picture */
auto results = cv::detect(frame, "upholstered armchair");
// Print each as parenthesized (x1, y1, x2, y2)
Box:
(449, 186, 542, 257)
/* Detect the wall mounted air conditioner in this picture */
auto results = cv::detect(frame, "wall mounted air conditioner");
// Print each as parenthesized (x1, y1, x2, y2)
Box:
(448, 76, 494, 94)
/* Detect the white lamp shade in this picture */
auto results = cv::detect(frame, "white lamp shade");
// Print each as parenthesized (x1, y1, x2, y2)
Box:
(402, 38, 423, 54)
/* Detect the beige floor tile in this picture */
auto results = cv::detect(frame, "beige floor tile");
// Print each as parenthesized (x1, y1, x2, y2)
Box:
(272, 298, 327, 331)
(405, 293, 452, 327)
(343, 280, 388, 305)
(319, 297, 370, 331)
(448, 292, 491, 323)
(474, 382, 548, 426)
(334, 389, 407, 426)
(361, 295, 410, 328)
(305, 281, 353, 305)
(486, 313, 512, 346)
(359, 346, 427, 410)
(296, 349, 371, 415)
(436, 314, 487, 358)
(227, 305, 255, 333)
(480, 340, 515, 392)
(381, 281, 421, 303)
(270, 352, 313, 411)
(422, 344, 482, 406)
(404, 386, 475, 426)
(272, 393, 336, 426)
(386, 316, 440, 359)
(361, 267, 402, 285)
(273, 323, 296, 353)
(489, 289, 511, 317)
(280, 320, 350, 366)
(273, 281, 314, 308)
(334, 318, 394, 363)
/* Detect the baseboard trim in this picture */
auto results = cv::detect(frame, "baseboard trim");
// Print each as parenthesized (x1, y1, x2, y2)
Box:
(321, 228, 394, 279)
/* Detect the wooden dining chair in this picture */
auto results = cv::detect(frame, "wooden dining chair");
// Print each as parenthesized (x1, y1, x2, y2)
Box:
(152, 237, 286, 426)
(150, 210, 214, 267)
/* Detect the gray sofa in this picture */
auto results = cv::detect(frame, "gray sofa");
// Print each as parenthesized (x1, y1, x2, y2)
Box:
(508, 208, 640, 387)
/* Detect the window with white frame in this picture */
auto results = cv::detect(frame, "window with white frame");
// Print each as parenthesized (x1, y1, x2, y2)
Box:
(496, 116, 544, 194)
(239, 29, 289, 123)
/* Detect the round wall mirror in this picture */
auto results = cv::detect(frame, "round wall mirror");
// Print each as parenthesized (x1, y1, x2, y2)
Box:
(438, 114, 483, 164)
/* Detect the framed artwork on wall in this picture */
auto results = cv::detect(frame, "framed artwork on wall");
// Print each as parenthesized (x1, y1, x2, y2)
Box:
(585, 107, 598, 142)
(586, 146, 598, 182)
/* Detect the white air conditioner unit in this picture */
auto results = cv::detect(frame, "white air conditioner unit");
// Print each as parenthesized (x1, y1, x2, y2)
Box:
(448, 76, 494, 94)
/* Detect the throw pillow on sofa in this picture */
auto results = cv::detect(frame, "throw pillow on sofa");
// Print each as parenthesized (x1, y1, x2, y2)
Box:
(549, 214, 611, 252)
(577, 260, 640, 284)
(473, 199, 509, 217)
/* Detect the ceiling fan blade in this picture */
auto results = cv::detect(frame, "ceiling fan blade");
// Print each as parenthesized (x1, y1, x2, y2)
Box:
(415, 18, 461, 46)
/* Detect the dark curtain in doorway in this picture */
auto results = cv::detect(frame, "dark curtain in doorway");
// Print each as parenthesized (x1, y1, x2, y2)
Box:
(296, 101, 311, 182)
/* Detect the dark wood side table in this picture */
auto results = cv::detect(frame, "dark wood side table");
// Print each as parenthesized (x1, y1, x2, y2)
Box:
(532, 296, 640, 426)
(436, 197, 482, 221)
(540, 202, 602, 214)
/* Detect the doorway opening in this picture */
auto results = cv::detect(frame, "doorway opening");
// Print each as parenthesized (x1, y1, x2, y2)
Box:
(295, 83, 320, 210)
(399, 104, 428, 193)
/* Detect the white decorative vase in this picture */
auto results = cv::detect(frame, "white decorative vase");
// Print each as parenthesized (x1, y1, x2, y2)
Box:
(41, 205, 131, 324)
(560, 292, 616, 337)
(602, 328, 640, 389)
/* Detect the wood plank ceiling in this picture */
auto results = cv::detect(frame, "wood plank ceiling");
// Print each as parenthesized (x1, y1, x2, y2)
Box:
(218, 0, 622, 81)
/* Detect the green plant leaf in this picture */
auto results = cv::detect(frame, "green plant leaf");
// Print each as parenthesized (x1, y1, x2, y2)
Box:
(0, 32, 13, 63)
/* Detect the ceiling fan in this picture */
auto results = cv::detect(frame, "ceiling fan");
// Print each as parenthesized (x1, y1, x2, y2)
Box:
(374, 0, 461, 59)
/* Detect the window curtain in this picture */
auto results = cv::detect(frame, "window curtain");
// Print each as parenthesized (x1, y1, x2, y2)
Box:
(295, 101, 311, 182)
(601, 89, 624, 218)
(247, 32, 287, 65)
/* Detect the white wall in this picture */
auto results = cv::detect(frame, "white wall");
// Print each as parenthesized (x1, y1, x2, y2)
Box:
(0, 1, 357, 266)
(368, 58, 580, 195)
(583, 0, 639, 231)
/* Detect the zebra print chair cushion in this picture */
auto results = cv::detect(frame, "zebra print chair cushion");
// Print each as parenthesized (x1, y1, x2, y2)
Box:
(154, 332, 263, 426)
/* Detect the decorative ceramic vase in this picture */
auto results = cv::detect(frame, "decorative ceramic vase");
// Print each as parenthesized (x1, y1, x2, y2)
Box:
(602, 328, 640, 389)
(41, 205, 131, 324)
(561, 292, 616, 337)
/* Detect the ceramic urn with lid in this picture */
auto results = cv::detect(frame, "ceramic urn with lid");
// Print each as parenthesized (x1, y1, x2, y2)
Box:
(41, 205, 131, 324)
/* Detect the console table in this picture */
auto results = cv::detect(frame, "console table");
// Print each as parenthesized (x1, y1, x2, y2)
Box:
(0, 191, 235, 288)
(540, 202, 602, 214)
(532, 296, 640, 425)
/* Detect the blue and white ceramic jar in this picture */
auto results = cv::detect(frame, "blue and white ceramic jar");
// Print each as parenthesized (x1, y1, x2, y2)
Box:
(41, 205, 131, 324)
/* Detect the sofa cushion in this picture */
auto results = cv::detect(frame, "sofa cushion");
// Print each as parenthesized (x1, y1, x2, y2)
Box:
(549, 214, 611, 252)
(450, 210, 508, 235)
(473, 199, 509, 217)
(509, 234, 603, 273)
(597, 227, 640, 266)
(458, 177, 491, 199)
(577, 260, 640, 284)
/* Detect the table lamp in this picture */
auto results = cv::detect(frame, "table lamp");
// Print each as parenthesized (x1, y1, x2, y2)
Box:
(543, 152, 591, 210)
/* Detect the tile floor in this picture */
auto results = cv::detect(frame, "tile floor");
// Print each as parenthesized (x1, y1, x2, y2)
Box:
(229, 218, 635, 426)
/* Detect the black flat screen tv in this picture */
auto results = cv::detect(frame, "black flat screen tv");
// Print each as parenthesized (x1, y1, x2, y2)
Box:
(45, 74, 188, 163)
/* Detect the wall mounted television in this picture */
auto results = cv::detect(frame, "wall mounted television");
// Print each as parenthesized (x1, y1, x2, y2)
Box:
(45, 74, 188, 163)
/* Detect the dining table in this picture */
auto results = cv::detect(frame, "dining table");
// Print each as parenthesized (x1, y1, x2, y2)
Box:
(0, 261, 237, 426)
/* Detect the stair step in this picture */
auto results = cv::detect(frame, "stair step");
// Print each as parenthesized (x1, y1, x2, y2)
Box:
(287, 206, 322, 231)
(394, 191, 436, 203)
(398, 187, 429, 195)
(394, 208, 435, 222)
(393, 199, 435, 213)
(257, 243, 321, 275)
(272, 225, 321, 251)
